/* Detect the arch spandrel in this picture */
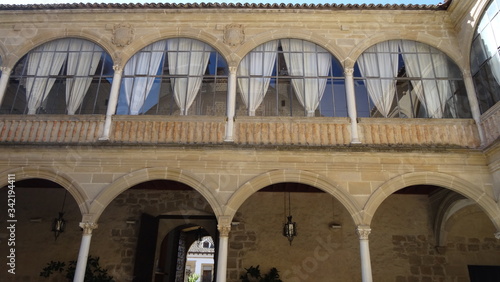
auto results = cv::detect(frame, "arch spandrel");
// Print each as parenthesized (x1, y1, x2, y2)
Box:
(363, 171, 500, 231)
(224, 169, 363, 226)
(89, 167, 223, 223)
(0, 166, 89, 216)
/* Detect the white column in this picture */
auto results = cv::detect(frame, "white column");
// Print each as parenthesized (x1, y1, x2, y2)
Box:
(99, 65, 123, 140)
(225, 66, 237, 142)
(495, 231, 500, 240)
(345, 67, 361, 144)
(73, 222, 98, 282)
(462, 70, 485, 145)
(356, 225, 373, 282)
(216, 222, 231, 282)
(0, 67, 12, 106)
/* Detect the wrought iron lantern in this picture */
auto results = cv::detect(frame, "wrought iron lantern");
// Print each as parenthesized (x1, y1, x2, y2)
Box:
(282, 192, 297, 245)
(52, 212, 66, 240)
(52, 191, 67, 240)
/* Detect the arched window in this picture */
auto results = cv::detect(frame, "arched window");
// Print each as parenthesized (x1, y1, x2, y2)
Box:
(471, 0, 500, 113)
(236, 39, 347, 117)
(116, 38, 228, 115)
(354, 40, 471, 119)
(1, 38, 113, 115)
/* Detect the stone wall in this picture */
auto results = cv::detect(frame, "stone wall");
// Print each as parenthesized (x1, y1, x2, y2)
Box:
(1, 185, 499, 281)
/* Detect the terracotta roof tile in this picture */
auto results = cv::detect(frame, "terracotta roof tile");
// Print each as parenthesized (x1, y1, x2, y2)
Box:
(0, 1, 452, 11)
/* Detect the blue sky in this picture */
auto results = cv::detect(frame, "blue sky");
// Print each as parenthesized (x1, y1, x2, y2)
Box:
(0, 0, 444, 5)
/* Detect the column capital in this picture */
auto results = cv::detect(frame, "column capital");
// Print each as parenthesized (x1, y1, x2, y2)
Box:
(356, 225, 371, 240)
(218, 215, 232, 237)
(461, 68, 472, 79)
(344, 67, 354, 76)
(112, 64, 123, 73)
(218, 224, 231, 237)
(495, 231, 500, 240)
(228, 66, 238, 74)
(79, 222, 98, 235)
(0, 66, 12, 74)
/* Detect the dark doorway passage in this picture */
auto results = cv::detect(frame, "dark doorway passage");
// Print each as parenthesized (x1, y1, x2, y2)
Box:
(151, 215, 217, 282)
(468, 265, 500, 282)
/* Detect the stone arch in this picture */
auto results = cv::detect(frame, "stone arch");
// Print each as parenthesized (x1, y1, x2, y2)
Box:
(345, 34, 464, 71)
(363, 171, 500, 231)
(3, 33, 116, 69)
(90, 167, 223, 222)
(436, 197, 476, 247)
(116, 31, 232, 70)
(224, 169, 363, 225)
(233, 30, 347, 68)
(461, 0, 492, 68)
(0, 43, 7, 67)
(0, 166, 89, 216)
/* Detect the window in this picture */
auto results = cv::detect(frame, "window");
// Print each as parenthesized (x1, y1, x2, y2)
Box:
(236, 39, 347, 117)
(1, 38, 113, 115)
(116, 38, 228, 115)
(471, 0, 500, 113)
(354, 40, 471, 119)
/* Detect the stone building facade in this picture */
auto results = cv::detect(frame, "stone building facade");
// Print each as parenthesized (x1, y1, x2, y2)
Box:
(0, 0, 499, 281)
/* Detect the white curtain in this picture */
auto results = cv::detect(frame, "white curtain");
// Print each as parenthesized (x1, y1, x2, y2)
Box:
(123, 40, 166, 115)
(237, 40, 278, 116)
(281, 39, 332, 117)
(26, 39, 70, 114)
(489, 52, 500, 86)
(400, 40, 452, 118)
(358, 41, 399, 117)
(65, 39, 103, 115)
(168, 38, 212, 115)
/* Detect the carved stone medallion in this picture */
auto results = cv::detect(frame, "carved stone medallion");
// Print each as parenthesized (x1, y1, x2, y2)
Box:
(224, 24, 244, 47)
(112, 24, 134, 47)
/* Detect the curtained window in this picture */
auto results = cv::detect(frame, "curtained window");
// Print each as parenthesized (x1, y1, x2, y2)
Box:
(2, 38, 112, 115)
(355, 40, 470, 119)
(236, 39, 347, 117)
(117, 38, 227, 115)
(471, 0, 500, 113)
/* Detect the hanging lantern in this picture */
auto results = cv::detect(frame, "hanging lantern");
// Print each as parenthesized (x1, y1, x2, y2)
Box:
(52, 190, 67, 241)
(52, 212, 66, 240)
(283, 215, 297, 245)
(282, 192, 297, 245)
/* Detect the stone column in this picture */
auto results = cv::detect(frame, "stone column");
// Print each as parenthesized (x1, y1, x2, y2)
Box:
(225, 66, 237, 142)
(216, 222, 231, 282)
(356, 225, 373, 282)
(462, 70, 485, 145)
(0, 67, 12, 106)
(73, 222, 98, 282)
(100, 65, 123, 140)
(345, 67, 361, 144)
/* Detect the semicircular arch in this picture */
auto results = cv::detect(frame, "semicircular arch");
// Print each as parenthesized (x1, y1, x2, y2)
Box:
(345, 34, 464, 71)
(233, 30, 347, 68)
(363, 171, 500, 230)
(117, 32, 232, 70)
(5, 33, 116, 69)
(0, 166, 89, 216)
(90, 167, 223, 222)
(224, 169, 363, 225)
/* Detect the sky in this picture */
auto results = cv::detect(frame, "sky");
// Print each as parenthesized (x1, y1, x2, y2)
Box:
(0, 0, 445, 5)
